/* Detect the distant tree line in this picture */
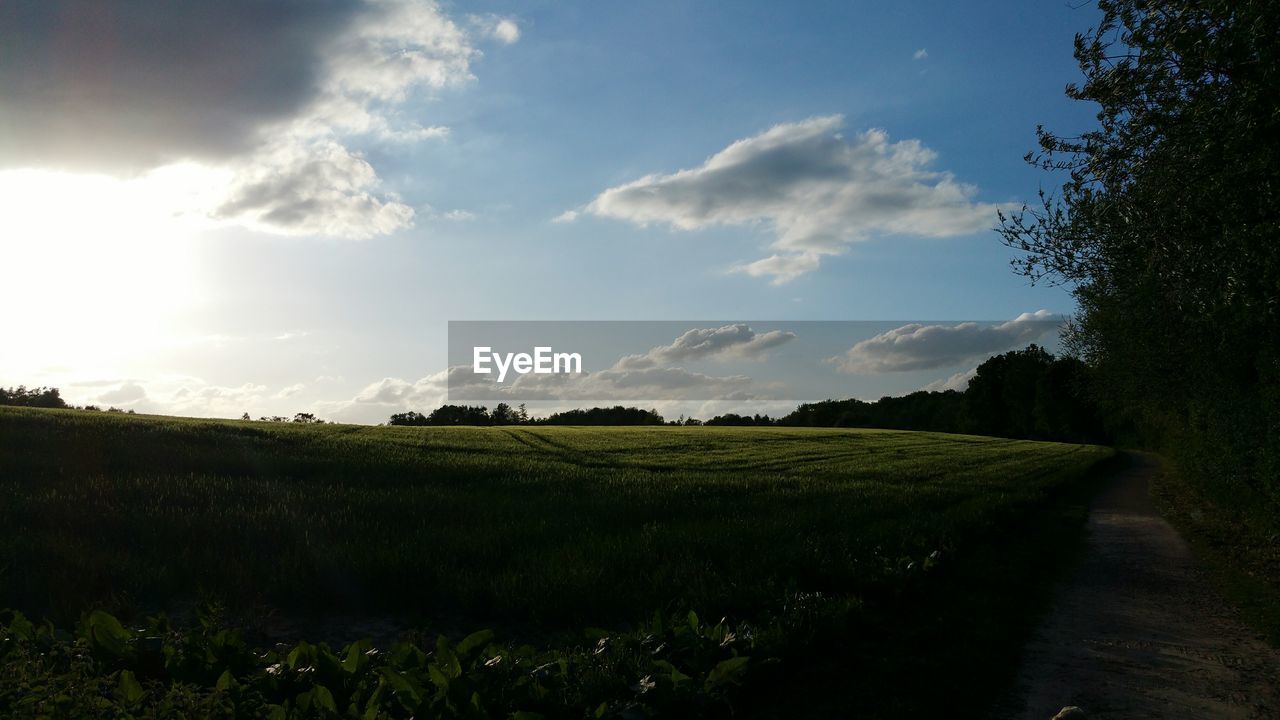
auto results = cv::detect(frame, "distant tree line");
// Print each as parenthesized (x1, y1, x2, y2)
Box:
(4, 345, 1107, 443)
(242, 412, 328, 424)
(776, 345, 1108, 443)
(0, 386, 68, 409)
(389, 403, 664, 427)
(0, 386, 137, 415)
(381, 345, 1108, 443)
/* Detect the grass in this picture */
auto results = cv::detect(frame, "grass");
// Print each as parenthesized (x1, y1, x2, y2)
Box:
(1149, 457, 1280, 646)
(0, 406, 1115, 717)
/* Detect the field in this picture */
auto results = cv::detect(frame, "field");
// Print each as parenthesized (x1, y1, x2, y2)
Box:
(0, 407, 1114, 717)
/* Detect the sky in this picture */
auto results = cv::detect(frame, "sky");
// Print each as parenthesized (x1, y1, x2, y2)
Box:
(0, 0, 1101, 423)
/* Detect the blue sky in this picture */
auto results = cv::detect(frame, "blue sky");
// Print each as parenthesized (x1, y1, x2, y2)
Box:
(0, 0, 1100, 422)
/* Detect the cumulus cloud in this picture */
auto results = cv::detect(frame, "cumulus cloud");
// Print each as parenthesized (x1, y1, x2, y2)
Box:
(495, 366, 757, 403)
(919, 367, 976, 393)
(0, 0, 509, 239)
(169, 381, 272, 415)
(831, 311, 1058, 374)
(913, 48, 929, 60)
(80, 377, 275, 416)
(97, 382, 148, 405)
(464, 325, 790, 402)
(216, 140, 415, 238)
(323, 325, 790, 418)
(569, 115, 1008, 281)
(616, 324, 795, 370)
(311, 370, 453, 423)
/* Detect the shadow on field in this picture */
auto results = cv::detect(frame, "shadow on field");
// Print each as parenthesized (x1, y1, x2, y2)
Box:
(738, 453, 1126, 719)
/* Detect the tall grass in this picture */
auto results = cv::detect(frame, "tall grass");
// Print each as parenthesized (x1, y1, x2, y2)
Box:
(0, 407, 1108, 632)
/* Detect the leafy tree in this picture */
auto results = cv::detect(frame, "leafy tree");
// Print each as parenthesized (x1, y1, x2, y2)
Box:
(491, 402, 518, 426)
(538, 406, 665, 426)
(426, 405, 492, 426)
(0, 386, 68, 409)
(704, 413, 775, 426)
(998, 0, 1280, 492)
(388, 411, 430, 426)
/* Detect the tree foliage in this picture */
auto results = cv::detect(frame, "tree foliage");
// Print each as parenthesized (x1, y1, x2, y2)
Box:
(0, 386, 67, 409)
(779, 345, 1107, 443)
(998, 0, 1280, 493)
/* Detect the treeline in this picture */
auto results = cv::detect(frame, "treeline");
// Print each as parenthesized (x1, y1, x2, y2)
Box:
(5, 345, 1107, 443)
(0, 386, 68, 409)
(389, 404, 665, 427)
(779, 345, 1107, 442)
(241, 412, 328, 424)
(384, 345, 1109, 443)
(0, 386, 136, 415)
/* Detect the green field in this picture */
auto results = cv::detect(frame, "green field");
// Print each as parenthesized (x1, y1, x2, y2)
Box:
(0, 407, 1113, 717)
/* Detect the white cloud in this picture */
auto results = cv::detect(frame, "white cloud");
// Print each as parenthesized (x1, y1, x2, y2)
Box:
(616, 324, 795, 370)
(66, 376, 316, 418)
(469, 14, 520, 45)
(574, 115, 1008, 282)
(919, 367, 975, 393)
(216, 139, 415, 239)
(913, 48, 929, 60)
(460, 325, 793, 403)
(552, 209, 580, 224)
(322, 325, 794, 420)
(96, 382, 148, 406)
(276, 383, 307, 399)
(168, 381, 272, 415)
(831, 310, 1057, 374)
(312, 370, 454, 423)
(730, 253, 821, 285)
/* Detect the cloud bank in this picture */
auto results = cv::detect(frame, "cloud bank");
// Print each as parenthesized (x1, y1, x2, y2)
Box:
(616, 324, 795, 370)
(566, 115, 1007, 282)
(319, 324, 793, 420)
(831, 311, 1057, 373)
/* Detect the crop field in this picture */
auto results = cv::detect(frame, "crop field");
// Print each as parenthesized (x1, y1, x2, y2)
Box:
(0, 407, 1113, 717)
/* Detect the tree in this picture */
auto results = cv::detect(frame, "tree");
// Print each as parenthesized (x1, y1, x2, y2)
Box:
(0, 385, 68, 409)
(491, 403, 518, 425)
(388, 411, 430, 426)
(998, 0, 1280, 492)
(425, 405, 492, 426)
(538, 406, 664, 426)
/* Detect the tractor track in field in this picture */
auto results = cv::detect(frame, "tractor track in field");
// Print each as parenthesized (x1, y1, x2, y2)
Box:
(999, 452, 1280, 719)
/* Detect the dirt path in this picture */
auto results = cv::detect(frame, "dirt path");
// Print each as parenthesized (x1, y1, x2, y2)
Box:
(1001, 452, 1280, 719)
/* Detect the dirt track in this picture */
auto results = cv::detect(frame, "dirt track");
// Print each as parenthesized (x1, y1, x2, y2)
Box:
(1000, 453, 1280, 719)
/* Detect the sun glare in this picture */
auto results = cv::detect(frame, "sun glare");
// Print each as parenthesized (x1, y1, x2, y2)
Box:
(0, 165, 231, 378)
